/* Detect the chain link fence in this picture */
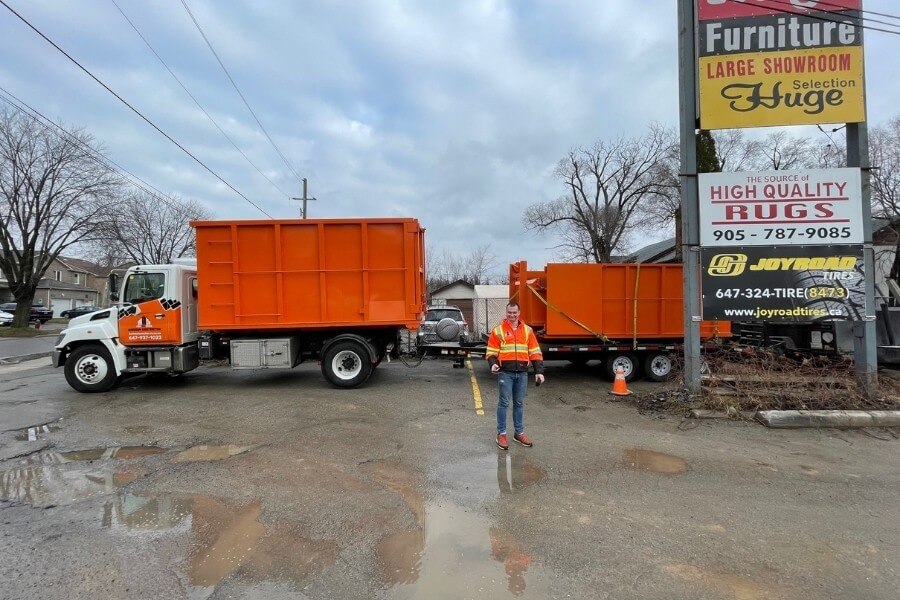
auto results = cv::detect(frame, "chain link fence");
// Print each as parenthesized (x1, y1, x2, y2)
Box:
(472, 298, 507, 340)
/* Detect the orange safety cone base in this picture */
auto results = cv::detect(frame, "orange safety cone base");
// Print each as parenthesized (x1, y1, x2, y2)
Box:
(609, 368, 633, 396)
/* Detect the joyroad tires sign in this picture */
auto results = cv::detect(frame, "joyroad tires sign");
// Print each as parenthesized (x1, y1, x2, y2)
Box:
(702, 245, 864, 321)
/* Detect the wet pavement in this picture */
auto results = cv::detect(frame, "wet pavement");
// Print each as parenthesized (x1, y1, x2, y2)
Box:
(0, 357, 898, 599)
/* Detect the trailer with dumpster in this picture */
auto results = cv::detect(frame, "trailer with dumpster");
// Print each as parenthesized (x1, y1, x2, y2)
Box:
(52, 218, 426, 392)
(509, 261, 730, 381)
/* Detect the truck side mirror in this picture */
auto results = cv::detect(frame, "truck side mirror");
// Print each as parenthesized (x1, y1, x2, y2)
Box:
(108, 273, 119, 301)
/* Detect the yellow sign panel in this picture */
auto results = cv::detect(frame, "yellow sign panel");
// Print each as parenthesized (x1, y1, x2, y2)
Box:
(699, 46, 865, 129)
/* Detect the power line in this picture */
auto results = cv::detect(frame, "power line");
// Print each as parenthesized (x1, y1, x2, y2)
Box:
(724, 0, 900, 36)
(791, 0, 900, 24)
(109, 0, 292, 201)
(0, 0, 273, 218)
(179, 0, 303, 184)
(0, 85, 190, 214)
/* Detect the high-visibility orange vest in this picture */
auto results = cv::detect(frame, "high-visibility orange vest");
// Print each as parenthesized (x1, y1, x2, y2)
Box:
(486, 319, 543, 367)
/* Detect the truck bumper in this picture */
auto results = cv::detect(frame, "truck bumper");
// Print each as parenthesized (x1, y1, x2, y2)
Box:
(51, 349, 63, 368)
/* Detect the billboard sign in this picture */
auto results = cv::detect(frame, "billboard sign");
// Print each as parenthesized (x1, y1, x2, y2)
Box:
(701, 245, 865, 321)
(699, 168, 863, 246)
(696, 0, 865, 128)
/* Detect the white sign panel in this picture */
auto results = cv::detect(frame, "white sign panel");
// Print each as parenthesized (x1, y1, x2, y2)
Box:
(699, 168, 863, 246)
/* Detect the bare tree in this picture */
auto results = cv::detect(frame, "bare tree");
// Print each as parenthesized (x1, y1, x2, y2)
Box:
(870, 117, 900, 280)
(426, 243, 498, 293)
(92, 189, 212, 265)
(756, 131, 816, 170)
(525, 123, 673, 262)
(0, 109, 119, 326)
(712, 129, 763, 172)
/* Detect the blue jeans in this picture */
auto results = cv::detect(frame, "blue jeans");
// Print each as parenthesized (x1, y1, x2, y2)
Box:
(497, 371, 527, 435)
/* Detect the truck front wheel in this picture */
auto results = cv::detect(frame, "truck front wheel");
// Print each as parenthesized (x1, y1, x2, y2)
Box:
(322, 340, 373, 388)
(65, 344, 119, 393)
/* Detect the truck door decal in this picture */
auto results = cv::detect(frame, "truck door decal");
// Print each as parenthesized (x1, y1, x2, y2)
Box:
(118, 298, 183, 346)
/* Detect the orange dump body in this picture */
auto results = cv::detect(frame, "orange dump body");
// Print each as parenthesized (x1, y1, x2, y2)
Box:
(194, 218, 426, 331)
(510, 261, 730, 341)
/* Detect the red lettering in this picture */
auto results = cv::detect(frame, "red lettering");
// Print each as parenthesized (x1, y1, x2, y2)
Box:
(754, 204, 777, 220)
(725, 205, 748, 220)
(814, 202, 835, 218)
(785, 204, 808, 219)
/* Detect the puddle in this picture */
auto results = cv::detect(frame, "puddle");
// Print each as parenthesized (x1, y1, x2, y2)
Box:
(14, 424, 60, 441)
(379, 500, 553, 598)
(497, 454, 545, 494)
(663, 564, 780, 599)
(360, 459, 424, 526)
(101, 492, 338, 590)
(0, 447, 163, 506)
(621, 449, 687, 475)
(171, 445, 255, 463)
(0, 463, 148, 507)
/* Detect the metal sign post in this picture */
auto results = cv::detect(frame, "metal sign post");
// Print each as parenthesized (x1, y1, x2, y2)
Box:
(678, 0, 702, 395)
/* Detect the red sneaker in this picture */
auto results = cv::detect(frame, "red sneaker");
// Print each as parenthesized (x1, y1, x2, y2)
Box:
(496, 433, 509, 450)
(514, 432, 533, 447)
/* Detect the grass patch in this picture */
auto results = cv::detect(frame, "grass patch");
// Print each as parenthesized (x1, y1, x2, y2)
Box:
(0, 327, 57, 338)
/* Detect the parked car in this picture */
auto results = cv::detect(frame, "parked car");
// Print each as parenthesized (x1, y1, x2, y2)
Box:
(60, 305, 101, 319)
(0, 310, 12, 326)
(417, 305, 470, 346)
(0, 302, 53, 323)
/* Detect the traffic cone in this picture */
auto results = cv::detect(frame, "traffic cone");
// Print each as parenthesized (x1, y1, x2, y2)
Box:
(609, 366, 632, 396)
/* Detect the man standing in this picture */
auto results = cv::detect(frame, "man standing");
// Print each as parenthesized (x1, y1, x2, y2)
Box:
(486, 301, 545, 450)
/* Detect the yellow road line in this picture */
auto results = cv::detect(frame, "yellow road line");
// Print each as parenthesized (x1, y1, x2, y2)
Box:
(466, 359, 484, 416)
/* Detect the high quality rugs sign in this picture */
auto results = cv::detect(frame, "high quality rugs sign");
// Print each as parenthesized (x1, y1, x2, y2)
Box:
(701, 245, 865, 321)
(697, 0, 866, 129)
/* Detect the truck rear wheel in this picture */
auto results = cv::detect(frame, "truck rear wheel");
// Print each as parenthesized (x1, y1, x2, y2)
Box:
(65, 344, 119, 393)
(644, 352, 674, 382)
(322, 340, 373, 388)
(605, 353, 639, 382)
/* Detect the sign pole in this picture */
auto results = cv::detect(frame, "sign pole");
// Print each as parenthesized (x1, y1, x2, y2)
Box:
(678, 0, 702, 395)
(847, 121, 879, 398)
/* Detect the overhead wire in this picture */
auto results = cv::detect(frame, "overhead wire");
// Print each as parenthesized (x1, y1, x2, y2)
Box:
(722, 0, 900, 36)
(0, 85, 192, 214)
(782, 0, 900, 24)
(109, 0, 292, 201)
(0, 0, 273, 218)
(179, 0, 303, 184)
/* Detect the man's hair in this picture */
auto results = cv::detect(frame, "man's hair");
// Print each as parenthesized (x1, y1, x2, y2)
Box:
(506, 301, 520, 310)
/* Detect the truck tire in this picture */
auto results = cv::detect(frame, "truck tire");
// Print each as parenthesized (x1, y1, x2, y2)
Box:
(65, 344, 119, 393)
(644, 352, 675, 382)
(605, 353, 639, 382)
(322, 340, 373, 388)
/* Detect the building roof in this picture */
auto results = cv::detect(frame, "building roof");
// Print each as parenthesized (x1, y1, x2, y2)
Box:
(430, 279, 474, 296)
(474, 284, 509, 299)
(35, 278, 100, 292)
(56, 256, 105, 276)
(626, 237, 677, 264)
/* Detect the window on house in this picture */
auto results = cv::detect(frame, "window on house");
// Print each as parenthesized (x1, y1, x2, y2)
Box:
(73, 273, 80, 285)
(55, 270, 61, 282)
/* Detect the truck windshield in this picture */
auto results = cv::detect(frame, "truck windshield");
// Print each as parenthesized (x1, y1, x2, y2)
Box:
(123, 273, 165, 303)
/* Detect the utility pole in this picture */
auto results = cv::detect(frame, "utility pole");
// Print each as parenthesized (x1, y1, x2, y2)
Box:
(291, 178, 317, 218)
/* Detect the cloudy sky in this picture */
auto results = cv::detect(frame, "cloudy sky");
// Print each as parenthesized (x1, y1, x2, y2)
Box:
(1, 0, 898, 277)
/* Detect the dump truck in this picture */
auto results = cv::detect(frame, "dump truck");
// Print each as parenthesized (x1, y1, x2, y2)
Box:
(52, 218, 426, 392)
(509, 261, 730, 381)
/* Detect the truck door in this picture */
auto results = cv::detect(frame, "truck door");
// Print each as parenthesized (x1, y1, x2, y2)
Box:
(118, 271, 183, 346)
(181, 272, 199, 343)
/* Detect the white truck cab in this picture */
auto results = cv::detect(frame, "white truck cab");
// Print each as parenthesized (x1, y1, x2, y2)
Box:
(53, 263, 200, 392)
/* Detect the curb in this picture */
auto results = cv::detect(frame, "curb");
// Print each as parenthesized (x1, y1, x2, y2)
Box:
(690, 409, 756, 420)
(756, 410, 900, 429)
(0, 352, 52, 365)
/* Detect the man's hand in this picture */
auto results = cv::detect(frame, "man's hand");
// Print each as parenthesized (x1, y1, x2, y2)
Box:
(535, 374, 545, 386)
(491, 364, 500, 374)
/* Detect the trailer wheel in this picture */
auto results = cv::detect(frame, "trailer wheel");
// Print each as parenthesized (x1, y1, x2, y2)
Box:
(322, 340, 372, 388)
(644, 352, 675, 382)
(605, 353, 639, 382)
(65, 344, 119, 393)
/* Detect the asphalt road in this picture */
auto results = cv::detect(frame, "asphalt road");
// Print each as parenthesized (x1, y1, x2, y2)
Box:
(0, 357, 898, 599)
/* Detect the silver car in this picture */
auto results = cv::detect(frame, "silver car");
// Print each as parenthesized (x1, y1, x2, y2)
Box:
(417, 306, 470, 345)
